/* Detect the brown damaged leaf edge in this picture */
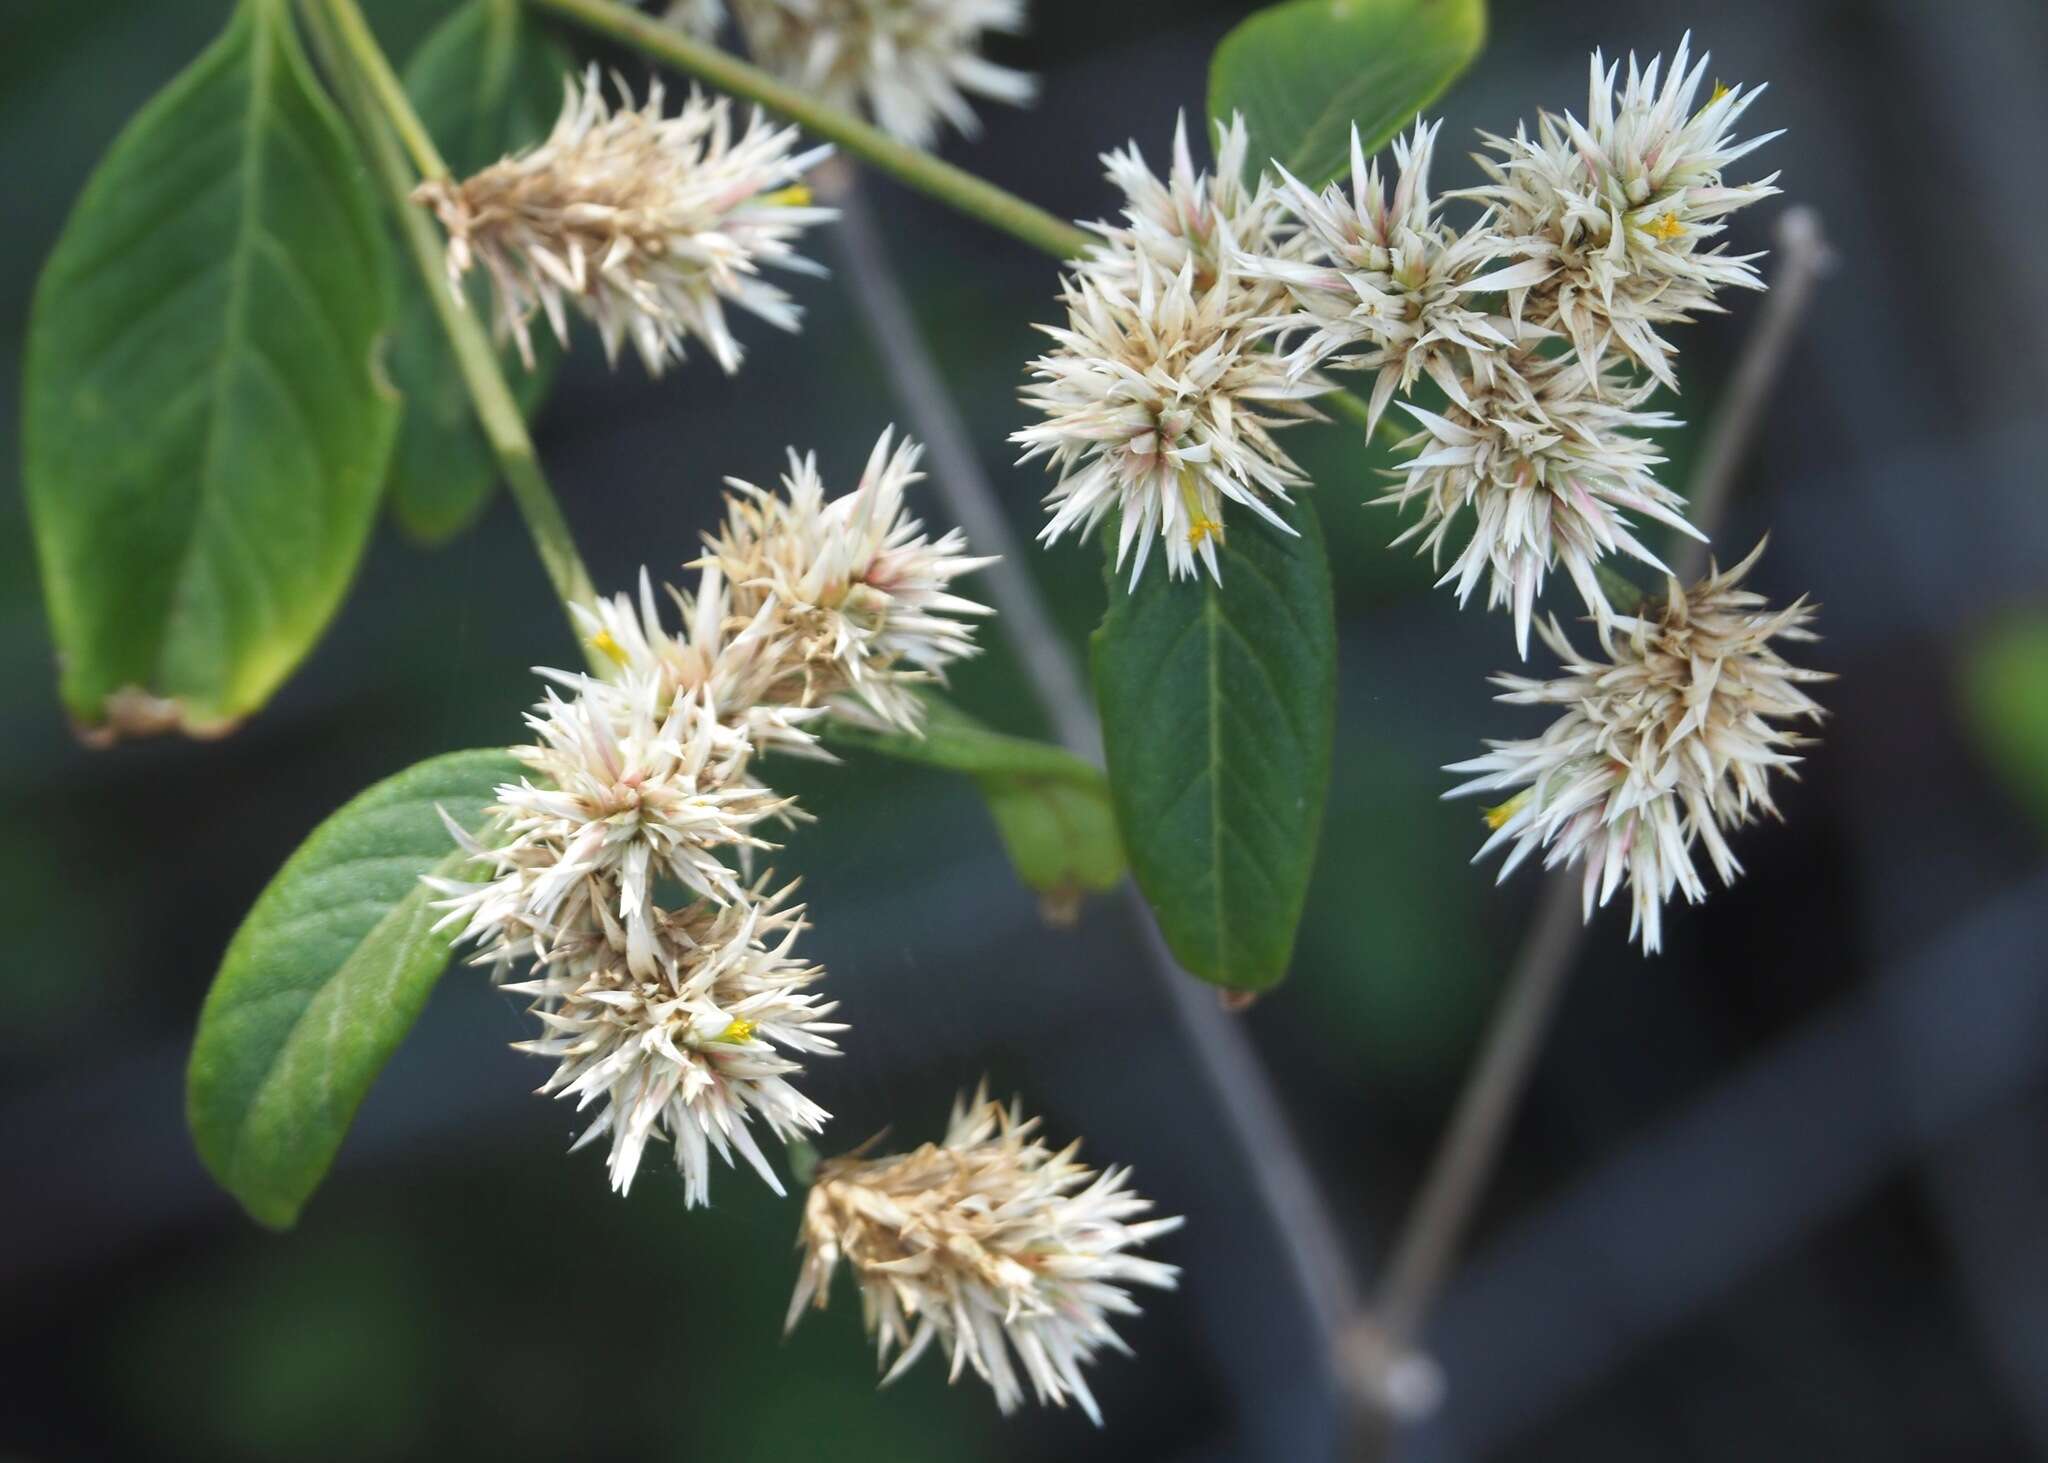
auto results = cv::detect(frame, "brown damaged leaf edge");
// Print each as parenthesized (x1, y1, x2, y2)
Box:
(74, 686, 244, 748)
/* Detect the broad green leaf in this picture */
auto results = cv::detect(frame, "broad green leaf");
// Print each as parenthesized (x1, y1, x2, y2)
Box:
(23, 0, 399, 739)
(1962, 616, 2048, 836)
(387, 0, 568, 543)
(1209, 0, 1488, 187)
(1092, 498, 1336, 991)
(187, 749, 519, 1229)
(826, 697, 1125, 915)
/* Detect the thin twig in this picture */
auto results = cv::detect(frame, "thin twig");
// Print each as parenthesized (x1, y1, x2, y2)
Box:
(1349, 873, 1581, 1429)
(1346, 209, 1833, 1457)
(1676, 207, 1835, 582)
(1134, 896, 1365, 1348)
(817, 160, 1364, 1358)
(813, 160, 1100, 759)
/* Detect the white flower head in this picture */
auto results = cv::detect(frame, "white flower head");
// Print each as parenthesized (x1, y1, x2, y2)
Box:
(1246, 119, 1551, 434)
(414, 68, 835, 376)
(1089, 112, 1303, 313)
(572, 565, 831, 763)
(1446, 543, 1828, 952)
(787, 1087, 1182, 1424)
(1017, 244, 1328, 586)
(434, 675, 788, 980)
(509, 881, 842, 1201)
(1382, 353, 1697, 656)
(729, 0, 1036, 149)
(1471, 33, 1781, 385)
(703, 429, 995, 732)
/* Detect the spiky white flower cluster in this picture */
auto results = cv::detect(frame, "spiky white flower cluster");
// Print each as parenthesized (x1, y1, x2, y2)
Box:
(1294, 37, 1772, 645)
(509, 885, 838, 1203)
(666, 0, 1036, 149)
(433, 429, 989, 1201)
(1016, 114, 1329, 585)
(703, 432, 997, 731)
(1470, 41, 1780, 387)
(1243, 119, 1546, 437)
(415, 68, 834, 376)
(1385, 354, 1696, 655)
(1086, 114, 1302, 313)
(787, 1088, 1182, 1424)
(1445, 545, 1828, 952)
(1058, 35, 1769, 647)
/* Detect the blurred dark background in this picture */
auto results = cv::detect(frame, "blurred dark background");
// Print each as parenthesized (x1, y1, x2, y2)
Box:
(6, 1, 2048, 1459)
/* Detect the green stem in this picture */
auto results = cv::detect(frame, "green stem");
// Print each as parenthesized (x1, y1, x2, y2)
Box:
(1594, 562, 1648, 614)
(307, 0, 599, 630)
(529, 0, 1093, 260)
(1322, 386, 1413, 453)
(317, 0, 450, 181)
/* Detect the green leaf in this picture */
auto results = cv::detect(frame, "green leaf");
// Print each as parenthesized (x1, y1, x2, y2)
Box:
(387, 0, 568, 543)
(23, 0, 399, 739)
(187, 748, 519, 1229)
(1962, 615, 2048, 836)
(1209, 0, 1488, 187)
(826, 697, 1125, 915)
(1091, 498, 1337, 991)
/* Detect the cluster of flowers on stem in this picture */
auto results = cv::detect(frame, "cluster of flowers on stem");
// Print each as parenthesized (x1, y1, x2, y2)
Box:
(428, 428, 1181, 1415)
(432, 430, 991, 1202)
(1013, 35, 1828, 949)
(408, 10, 1833, 1423)
(413, 20, 1182, 1417)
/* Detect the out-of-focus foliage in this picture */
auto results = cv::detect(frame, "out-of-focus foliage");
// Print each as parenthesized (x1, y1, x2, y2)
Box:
(1962, 614, 2048, 835)
(104, 1171, 996, 1462)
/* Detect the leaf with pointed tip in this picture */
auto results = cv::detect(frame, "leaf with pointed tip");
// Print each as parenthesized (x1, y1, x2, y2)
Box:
(1092, 497, 1336, 991)
(24, 0, 398, 739)
(187, 749, 519, 1229)
(1209, 0, 1487, 187)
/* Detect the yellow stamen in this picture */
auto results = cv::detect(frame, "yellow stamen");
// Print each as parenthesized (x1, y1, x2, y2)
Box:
(714, 1016, 757, 1044)
(1645, 212, 1684, 242)
(1177, 469, 1223, 549)
(587, 628, 630, 667)
(1483, 789, 1532, 831)
(761, 184, 813, 208)
(1709, 80, 1733, 105)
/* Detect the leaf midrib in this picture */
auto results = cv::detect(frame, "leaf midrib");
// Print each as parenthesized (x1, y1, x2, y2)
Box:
(1203, 587, 1228, 977)
(159, 1, 274, 692)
